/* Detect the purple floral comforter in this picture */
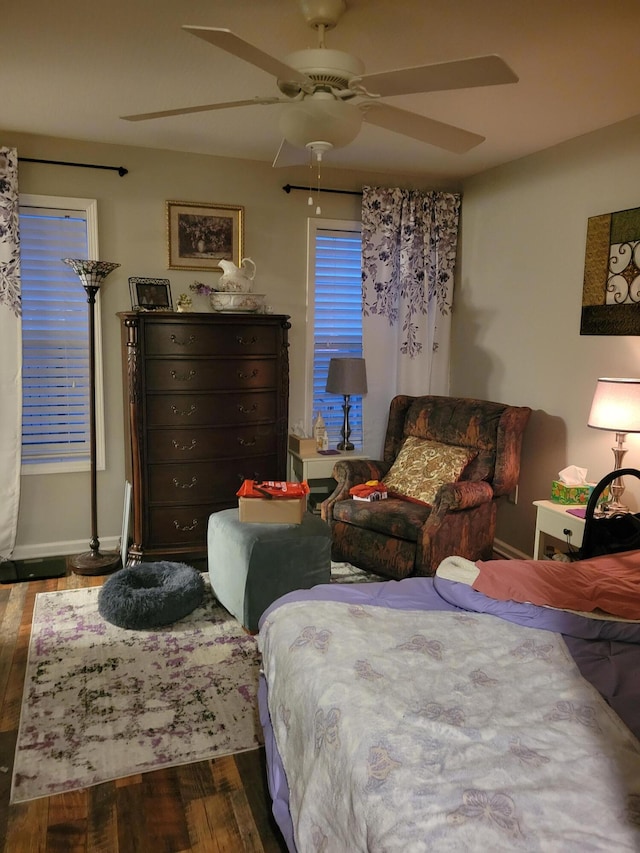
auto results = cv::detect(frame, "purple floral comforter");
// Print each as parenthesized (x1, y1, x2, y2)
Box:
(257, 573, 640, 852)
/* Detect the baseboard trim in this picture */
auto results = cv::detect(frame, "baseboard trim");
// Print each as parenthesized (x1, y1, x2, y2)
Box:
(11, 535, 120, 562)
(493, 537, 530, 561)
(13, 535, 527, 565)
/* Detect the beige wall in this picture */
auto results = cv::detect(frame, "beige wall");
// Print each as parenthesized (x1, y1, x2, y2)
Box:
(454, 115, 640, 556)
(4, 131, 443, 559)
(7, 116, 640, 560)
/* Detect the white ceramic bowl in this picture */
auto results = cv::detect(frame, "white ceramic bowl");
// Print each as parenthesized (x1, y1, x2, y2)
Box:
(209, 292, 266, 313)
(216, 275, 254, 293)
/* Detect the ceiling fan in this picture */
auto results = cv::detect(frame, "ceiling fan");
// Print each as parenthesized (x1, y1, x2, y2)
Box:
(121, 0, 518, 166)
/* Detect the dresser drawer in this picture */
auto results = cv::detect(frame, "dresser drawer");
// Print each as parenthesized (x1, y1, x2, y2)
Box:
(147, 455, 278, 503)
(147, 504, 221, 549)
(145, 390, 277, 427)
(145, 322, 279, 356)
(146, 425, 278, 462)
(145, 358, 277, 391)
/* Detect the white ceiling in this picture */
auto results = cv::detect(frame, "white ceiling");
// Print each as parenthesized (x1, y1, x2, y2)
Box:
(4, 0, 640, 184)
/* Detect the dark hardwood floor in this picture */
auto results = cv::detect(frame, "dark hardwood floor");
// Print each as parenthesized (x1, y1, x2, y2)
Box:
(0, 572, 289, 853)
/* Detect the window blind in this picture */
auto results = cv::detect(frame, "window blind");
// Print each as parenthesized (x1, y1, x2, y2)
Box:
(19, 207, 91, 464)
(312, 227, 364, 448)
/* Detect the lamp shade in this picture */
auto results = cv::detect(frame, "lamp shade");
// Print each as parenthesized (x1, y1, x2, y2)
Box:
(587, 377, 640, 433)
(326, 357, 367, 395)
(61, 258, 120, 289)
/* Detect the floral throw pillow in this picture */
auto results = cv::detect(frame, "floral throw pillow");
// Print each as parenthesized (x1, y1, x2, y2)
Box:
(384, 436, 478, 505)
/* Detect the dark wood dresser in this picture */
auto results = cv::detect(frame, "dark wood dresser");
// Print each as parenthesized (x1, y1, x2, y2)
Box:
(118, 312, 290, 564)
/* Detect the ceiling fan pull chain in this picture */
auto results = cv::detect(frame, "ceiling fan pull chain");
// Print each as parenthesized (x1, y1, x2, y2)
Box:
(315, 152, 322, 215)
(308, 152, 314, 206)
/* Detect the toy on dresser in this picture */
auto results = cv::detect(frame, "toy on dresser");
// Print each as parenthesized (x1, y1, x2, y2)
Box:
(312, 411, 328, 451)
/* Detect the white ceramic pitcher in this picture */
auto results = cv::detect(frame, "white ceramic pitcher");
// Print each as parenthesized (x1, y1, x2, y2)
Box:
(217, 258, 256, 293)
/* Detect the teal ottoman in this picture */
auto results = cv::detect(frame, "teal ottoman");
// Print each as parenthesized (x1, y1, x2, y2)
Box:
(207, 508, 332, 632)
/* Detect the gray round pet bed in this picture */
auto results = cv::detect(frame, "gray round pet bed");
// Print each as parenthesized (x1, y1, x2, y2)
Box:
(98, 561, 205, 629)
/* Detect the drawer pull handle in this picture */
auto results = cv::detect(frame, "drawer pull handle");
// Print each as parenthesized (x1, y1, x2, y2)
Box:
(238, 403, 258, 414)
(171, 404, 197, 417)
(172, 477, 197, 489)
(170, 334, 196, 347)
(238, 437, 257, 447)
(237, 369, 258, 379)
(173, 519, 198, 532)
(236, 335, 257, 346)
(171, 369, 196, 382)
(172, 439, 197, 451)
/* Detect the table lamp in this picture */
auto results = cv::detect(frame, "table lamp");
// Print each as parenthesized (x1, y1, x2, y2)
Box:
(587, 377, 640, 511)
(325, 357, 367, 451)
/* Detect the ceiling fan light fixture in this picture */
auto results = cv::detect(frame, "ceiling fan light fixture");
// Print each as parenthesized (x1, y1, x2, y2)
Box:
(279, 94, 363, 151)
(126, 2, 520, 164)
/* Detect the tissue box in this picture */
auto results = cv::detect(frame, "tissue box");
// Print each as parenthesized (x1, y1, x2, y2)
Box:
(550, 481, 600, 504)
(288, 434, 317, 455)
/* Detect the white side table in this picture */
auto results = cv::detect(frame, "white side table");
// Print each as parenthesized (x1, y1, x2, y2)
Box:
(288, 449, 370, 483)
(532, 500, 586, 559)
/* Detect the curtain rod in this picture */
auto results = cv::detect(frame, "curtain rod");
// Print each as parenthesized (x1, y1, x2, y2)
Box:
(282, 183, 362, 197)
(18, 157, 128, 177)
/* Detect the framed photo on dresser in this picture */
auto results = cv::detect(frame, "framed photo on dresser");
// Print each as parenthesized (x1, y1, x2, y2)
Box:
(129, 277, 173, 311)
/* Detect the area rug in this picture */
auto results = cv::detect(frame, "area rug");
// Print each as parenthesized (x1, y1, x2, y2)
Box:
(329, 560, 380, 584)
(11, 561, 378, 803)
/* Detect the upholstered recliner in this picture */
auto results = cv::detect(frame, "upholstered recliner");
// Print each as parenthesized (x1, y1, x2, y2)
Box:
(321, 394, 531, 579)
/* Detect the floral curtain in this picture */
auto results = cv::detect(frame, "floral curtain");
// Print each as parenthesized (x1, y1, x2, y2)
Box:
(0, 147, 22, 559)
(361, 186, 461, 457)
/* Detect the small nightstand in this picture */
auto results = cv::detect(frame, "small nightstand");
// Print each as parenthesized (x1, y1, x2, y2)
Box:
(532, 500, 586, 559)
(288, 449, 370, 483)
(288, 448, 370, 513)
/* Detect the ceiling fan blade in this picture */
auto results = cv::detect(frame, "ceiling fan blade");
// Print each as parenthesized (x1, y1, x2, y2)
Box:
(272, 139, 311, 168)
(358, 54, 518, 97)
(362, 103, 484, 153)
(183, 26, 312, 86)
(121, 97, 285, 122)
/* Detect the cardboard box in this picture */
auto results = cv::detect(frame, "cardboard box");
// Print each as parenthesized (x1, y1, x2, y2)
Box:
(238, 496, 307, 524)
(288, 434, 317, 455)
(550, 480, 607, 505)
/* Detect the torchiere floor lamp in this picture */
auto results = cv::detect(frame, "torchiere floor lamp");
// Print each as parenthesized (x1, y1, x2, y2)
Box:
(62, 258, 121, 575)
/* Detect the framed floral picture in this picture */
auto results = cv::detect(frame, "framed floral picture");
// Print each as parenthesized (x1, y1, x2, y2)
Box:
(166, 200, 244, 271)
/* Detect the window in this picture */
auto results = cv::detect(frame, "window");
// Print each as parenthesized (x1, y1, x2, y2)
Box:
(19, 195, 105, 474)
(307, 218, 363, 449)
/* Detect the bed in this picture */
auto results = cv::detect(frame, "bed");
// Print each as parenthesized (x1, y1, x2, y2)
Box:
(257, 553, 640, 852)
